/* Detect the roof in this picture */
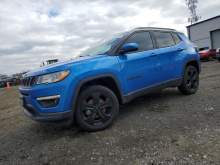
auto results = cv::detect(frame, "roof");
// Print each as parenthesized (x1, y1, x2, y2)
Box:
(187, 15, 220, 27)
(132, 27, 182, 34)
(134, 27, 175, 31)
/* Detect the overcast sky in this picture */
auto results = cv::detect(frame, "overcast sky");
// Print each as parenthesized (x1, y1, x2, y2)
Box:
(0, 0, 220, 75)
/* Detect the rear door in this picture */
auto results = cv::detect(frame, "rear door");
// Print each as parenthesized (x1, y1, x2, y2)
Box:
(153, 31, 185, 82)
(117, 31, 162, 94)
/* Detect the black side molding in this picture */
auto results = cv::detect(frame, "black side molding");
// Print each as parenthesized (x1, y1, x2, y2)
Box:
(182, 58, 200, 77)
(122, 77, 183, 104)
(123, 83, 162, 103)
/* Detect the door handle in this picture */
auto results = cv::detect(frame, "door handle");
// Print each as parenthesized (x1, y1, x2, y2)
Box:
(149, 53, 158, 57)
(177, 48, 184, 51)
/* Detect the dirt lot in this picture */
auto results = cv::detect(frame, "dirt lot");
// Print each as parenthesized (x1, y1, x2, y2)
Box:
(0, 61, 220, 165)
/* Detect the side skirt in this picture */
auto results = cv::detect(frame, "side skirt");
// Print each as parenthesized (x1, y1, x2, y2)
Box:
(162, 78, 183, 88)
(122, 77, 182, 104)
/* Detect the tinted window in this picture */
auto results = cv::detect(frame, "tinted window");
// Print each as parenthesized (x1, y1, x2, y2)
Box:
(154, 32, 175, 48)
(124, 32, 153, 52)
(172, 33, 182, 44)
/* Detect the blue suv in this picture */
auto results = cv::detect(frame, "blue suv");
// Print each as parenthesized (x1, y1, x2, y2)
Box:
(19, 27, 201, 131)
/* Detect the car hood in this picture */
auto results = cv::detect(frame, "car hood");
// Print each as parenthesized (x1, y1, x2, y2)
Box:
(25, 56, 102, 77)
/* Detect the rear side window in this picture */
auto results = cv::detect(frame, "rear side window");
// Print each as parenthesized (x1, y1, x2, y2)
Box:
(124, 32, 154, 52)
(154, 32, 175, 48)
(172, 33, 182, 44)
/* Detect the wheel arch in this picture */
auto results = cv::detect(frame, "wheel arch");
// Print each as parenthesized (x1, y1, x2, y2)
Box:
(70, 74, 124, 112)
(182, 58, 200, 77)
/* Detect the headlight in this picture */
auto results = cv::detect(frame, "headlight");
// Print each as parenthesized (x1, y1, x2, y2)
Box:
(37, 70, 70, 84)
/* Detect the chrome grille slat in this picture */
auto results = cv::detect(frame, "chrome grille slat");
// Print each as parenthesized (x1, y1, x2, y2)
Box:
(21, 77, 36, 88)
(25, 78, 29, 86)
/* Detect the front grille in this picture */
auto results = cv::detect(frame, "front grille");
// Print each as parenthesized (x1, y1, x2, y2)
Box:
(21, 77, 37, 88)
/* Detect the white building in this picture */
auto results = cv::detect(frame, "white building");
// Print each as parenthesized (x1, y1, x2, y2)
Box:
(186, 15, 220, 50)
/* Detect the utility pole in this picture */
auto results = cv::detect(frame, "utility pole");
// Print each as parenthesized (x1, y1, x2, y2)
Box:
(186, 0, 201, 24)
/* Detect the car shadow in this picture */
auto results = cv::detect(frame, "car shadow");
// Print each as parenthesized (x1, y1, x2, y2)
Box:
(28, 88, 184, 137)
(119, 88, 183, 116)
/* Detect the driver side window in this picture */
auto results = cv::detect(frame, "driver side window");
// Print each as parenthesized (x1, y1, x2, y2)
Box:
(124, 32, 154, 52)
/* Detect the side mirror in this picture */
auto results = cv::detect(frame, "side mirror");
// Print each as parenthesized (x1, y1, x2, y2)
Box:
(120, 43, 138, 54)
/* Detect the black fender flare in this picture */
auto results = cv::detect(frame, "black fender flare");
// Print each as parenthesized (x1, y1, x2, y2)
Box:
(181, 58, 201, 77)
(69, 73, 124, 112)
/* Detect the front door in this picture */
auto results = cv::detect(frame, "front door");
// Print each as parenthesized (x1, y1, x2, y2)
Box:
(117, 31, 162, 94)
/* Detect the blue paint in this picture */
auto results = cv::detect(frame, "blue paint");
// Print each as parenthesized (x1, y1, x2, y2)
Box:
(122, 43, 138, 53)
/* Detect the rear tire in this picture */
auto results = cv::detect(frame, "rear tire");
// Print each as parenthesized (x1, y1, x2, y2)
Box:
(218, 58, 220, 62)
(178, 66, 199, 95)
(207, 55, 212, 61)
(75, 85, 119, 132)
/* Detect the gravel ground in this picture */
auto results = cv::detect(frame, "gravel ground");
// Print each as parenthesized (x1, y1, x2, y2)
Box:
(0, 60, 220, 165)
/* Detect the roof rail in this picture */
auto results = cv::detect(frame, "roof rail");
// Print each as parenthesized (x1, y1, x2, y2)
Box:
(133, 27, 176, 31)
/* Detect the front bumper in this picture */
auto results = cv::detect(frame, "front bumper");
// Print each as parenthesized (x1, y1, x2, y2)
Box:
(19, 72, 78, 113)
(23, 104, 73, 125)
(19, 72, 79, 125)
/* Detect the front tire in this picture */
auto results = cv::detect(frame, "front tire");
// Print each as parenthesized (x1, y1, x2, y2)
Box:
(75, 85, 119, 132)
(178, 66, 199, 95)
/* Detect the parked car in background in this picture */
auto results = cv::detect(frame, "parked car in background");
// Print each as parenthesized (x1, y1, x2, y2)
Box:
(199, 49, 216, 61)
(11, 78, 22, 86)
(0, 77, 13, 87)
(216, 48, 220, 62)
(0, 77, 21, 87)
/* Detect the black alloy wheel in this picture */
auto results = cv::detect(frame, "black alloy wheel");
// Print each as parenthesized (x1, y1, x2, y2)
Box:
(186, 69, 198, 91)
(75, 85, 119, 131)
(178, 66, 199, 95)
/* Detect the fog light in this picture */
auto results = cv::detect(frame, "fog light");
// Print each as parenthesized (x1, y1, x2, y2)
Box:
(36, 95, 60, 108)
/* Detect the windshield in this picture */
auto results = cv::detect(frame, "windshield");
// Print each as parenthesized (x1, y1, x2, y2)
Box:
(78, 32, 128, 57)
